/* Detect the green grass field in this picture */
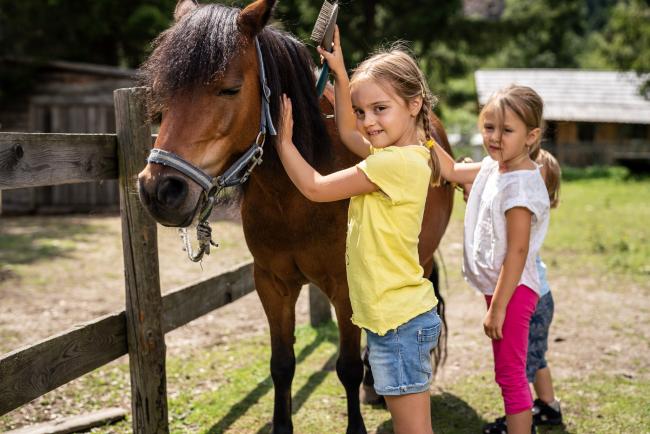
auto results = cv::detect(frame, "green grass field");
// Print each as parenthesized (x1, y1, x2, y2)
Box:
(2, 168, 649, 433)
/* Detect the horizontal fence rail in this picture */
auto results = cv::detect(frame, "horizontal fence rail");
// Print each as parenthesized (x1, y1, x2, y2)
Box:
(0, 132, 158, 191)
(0, 262, 254, 416)
(0, 133, 118, 190)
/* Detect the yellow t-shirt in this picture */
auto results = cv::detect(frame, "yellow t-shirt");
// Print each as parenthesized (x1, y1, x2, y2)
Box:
(346, 145, 437, 335)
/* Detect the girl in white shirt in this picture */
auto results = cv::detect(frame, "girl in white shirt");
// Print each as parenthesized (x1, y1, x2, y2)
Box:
(432, 85, 550, 434)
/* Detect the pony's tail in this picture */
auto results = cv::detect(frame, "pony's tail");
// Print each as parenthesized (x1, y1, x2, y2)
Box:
(430, 256, 448, 375)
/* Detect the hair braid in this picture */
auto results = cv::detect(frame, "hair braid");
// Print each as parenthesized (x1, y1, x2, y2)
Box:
(419, 100, 441, 187)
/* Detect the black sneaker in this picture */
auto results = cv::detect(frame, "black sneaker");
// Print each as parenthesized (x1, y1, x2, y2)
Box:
(482, 416, 536, 434)
(532, 398, 563, 426)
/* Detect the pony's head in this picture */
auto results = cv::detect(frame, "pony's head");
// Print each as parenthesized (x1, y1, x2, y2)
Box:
(138, 0, 327, 227)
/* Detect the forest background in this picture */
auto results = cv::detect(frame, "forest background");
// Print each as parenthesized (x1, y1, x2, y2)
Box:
(1, 0, 648, 140)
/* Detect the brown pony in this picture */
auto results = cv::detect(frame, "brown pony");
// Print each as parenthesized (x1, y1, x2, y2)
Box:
(137, 1, 453, 433)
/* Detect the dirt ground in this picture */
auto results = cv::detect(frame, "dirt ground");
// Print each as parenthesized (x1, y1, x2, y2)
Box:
(1, 204, 649, 430)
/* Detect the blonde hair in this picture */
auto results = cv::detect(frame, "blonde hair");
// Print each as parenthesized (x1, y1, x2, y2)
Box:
(479, 85, 544, 158)
(535, 149, 561, 208)
(350, 46, 441, 186)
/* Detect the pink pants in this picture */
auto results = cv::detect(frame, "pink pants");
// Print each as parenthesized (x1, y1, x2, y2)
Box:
(485, 284, 538, 415)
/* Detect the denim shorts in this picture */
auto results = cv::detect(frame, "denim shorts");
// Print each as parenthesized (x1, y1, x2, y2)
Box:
(365, 308, 441, 396)
(526, 291, 555, 382)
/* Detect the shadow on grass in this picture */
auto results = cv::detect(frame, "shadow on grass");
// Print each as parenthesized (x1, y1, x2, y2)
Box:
(375, 392, 487, 434)
(206, 322, 338, 434)
(0, 217, 100, 268)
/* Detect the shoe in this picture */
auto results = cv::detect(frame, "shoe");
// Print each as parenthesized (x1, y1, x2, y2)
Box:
(482, 416, 536, 434)
(532, 398, 563, 426)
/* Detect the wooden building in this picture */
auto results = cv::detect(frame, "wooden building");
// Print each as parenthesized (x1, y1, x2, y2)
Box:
(0, 59, 136, 214)
(475, 69, 650, 167)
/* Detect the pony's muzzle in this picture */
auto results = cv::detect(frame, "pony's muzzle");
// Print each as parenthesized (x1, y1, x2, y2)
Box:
(138, 166, 201, 227)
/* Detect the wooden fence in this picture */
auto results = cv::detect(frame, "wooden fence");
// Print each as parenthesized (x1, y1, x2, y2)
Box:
(0, 87, 332, 432)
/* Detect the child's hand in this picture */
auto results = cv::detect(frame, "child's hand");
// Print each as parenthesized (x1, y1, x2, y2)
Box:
(316, 26, 346, 79)
(279, 94, 294, 148)
(483, 307, 505, 340)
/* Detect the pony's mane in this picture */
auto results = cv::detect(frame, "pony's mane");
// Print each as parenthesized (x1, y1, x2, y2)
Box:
(139, 3, 331, 167)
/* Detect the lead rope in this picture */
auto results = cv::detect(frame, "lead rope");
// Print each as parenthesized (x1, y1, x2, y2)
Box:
(178, 195, 220, 263)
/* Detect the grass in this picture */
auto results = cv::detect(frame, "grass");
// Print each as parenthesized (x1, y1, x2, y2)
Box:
(544, 174, 650, 278)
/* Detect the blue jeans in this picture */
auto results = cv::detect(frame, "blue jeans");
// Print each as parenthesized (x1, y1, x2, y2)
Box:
(365, 308, 441, 395)
(526, 291, 554, 382)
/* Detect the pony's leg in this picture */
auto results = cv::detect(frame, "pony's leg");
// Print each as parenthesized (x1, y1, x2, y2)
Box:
(332, 294, 367, 434)
(359, 345, 385, 406)
(255, 265, 300, 434)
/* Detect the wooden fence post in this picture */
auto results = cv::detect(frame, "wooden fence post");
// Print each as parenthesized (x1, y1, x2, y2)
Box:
(309, 284, 332, 326)
(114, 87, 169, 433)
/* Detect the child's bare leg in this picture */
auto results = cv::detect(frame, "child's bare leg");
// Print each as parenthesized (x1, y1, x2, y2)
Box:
(506, 409, 532, 434)
(385, 391, 433, 434)
(533, 366, 555, 403)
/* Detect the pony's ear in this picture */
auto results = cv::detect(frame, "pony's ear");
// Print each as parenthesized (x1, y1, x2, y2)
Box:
(174, 0, 199, 22)
(237, 0, 276, 37)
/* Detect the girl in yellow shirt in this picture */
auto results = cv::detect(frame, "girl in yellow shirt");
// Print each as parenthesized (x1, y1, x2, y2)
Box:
(276, 27, 441, 434)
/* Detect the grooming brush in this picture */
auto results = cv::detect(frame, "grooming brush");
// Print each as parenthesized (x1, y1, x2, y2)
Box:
(310, 0, 339, 97)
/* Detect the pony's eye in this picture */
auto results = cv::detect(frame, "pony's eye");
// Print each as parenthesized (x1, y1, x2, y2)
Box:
(217, 87, 241, 96)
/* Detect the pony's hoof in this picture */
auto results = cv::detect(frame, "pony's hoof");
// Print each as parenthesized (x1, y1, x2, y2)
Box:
(359, 384, 386, 407)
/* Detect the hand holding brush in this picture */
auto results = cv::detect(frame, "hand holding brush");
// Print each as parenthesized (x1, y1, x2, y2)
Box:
(316, 26, 345, 81)
(310, 0, 339, 96)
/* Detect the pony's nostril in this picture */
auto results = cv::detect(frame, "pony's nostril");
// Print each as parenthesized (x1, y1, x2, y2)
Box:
(157, 176, 188, 208)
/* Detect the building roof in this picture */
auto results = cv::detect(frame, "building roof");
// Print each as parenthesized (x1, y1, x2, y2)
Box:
(474, 69, 650, 124)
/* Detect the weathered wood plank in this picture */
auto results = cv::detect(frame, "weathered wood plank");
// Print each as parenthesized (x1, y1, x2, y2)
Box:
(0, 262, 254, 417)
(115, 87, 168, 433)
(0, 133, 118, 190)
(162, 262, 255, 332)
(5, 407, 126, 434)
(0, 312, 127, 416)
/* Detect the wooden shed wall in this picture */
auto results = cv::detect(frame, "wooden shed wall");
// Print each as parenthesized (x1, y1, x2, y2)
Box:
(1, 76, 132, 215)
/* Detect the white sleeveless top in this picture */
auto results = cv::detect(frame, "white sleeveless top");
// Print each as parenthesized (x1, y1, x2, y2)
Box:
(463, 156, 550, 295)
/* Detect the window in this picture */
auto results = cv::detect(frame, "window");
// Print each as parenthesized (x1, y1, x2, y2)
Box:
(577, 122, 596, 142)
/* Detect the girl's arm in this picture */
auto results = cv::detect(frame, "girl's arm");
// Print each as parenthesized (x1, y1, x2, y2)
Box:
(483, 206, 532, 340)
(432, 142, 482, 185)
(317, 27, 371, 159)
(276, 95, 378, 202)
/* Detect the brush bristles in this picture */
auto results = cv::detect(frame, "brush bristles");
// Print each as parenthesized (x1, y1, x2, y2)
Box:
(310, 0, 335, 43)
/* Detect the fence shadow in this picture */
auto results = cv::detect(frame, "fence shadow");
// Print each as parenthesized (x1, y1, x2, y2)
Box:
(206, 322, 338, 434)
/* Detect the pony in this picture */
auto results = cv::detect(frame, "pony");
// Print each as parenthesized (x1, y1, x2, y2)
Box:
(137, 1, 454, 432)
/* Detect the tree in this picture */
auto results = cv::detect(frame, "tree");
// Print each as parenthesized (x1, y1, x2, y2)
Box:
(0, 0, 176, 67)
(598, 0, 650, 96)
(485, 0, 588, 69)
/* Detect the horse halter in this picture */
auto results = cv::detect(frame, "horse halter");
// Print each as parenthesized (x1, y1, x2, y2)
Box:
(146, 38, 277, 262)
